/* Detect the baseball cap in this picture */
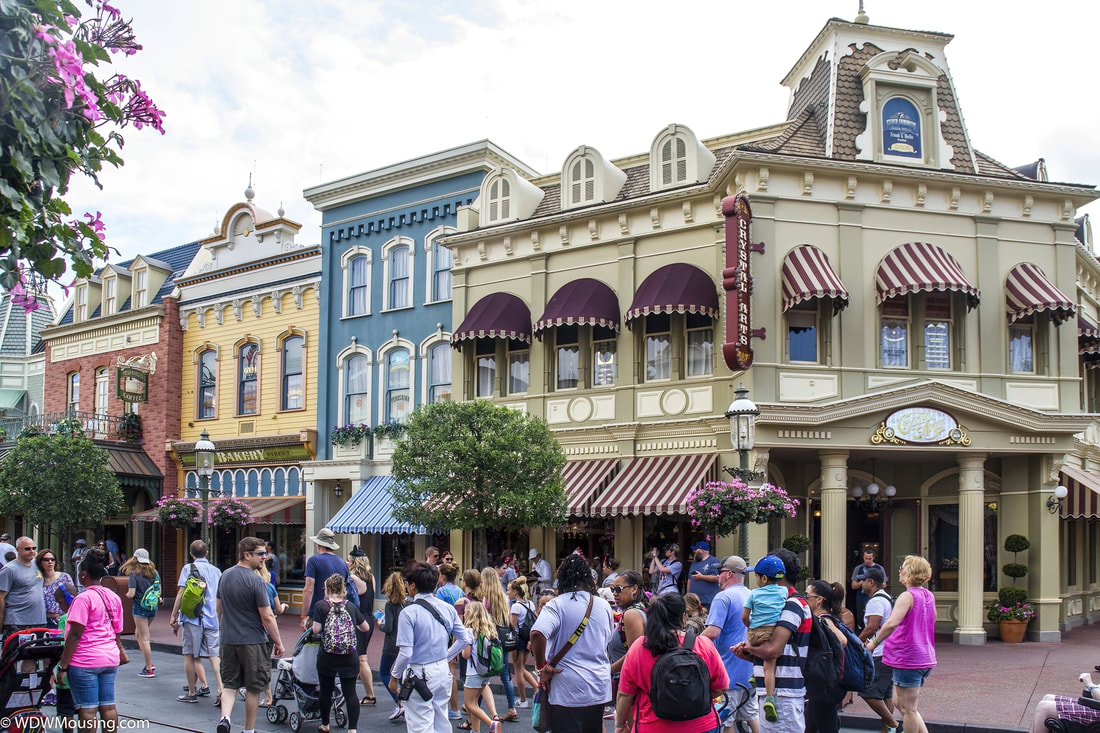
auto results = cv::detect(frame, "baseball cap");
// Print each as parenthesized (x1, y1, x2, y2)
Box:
(721, 555, 747, 573)
(690, 541, 710, 552)
(133, 548, 153, 564)
(529, 548, 540, 559)
(864, 566, 886, 585)
(745, 555, 786, 579)
(74, 539, 86, 546)
(0, 533, 10, 541)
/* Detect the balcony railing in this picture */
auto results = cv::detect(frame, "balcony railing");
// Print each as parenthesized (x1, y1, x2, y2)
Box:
(0, 409, 129, 442)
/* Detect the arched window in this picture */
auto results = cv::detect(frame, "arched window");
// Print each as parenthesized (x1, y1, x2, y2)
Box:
(345, 354, 369, 424)
(660, 137, 688, 186)
(385, 348, 411, 422)
(488, 178, 511, 222)
(388, 245, 411, 309)
(281, 336, 304, 410)
(238, 342, 259, 415)
(428, 342, 451, 404)
(348, 255, 369, 316)
(198, 349, 217, 419)
(570, 158, 595, 204)
(68, 372, 80, 410)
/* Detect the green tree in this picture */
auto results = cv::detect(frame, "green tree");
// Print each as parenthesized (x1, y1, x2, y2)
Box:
(0, 0, 165, 299)
(390, 400, 567, 565)
(0, 435, 123, 567)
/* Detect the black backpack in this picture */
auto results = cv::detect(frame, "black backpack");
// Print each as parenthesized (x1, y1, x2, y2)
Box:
(516, 602, 536, 644)
(803, 613, 844, 697)
(648, 630, 713, 721)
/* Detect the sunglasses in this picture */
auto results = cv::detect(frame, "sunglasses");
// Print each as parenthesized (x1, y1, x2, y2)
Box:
(21, 547, 36, 551)
(250, 551, 267, 557)
(610, 585, 635, 594)
(42, 557, 56, 562)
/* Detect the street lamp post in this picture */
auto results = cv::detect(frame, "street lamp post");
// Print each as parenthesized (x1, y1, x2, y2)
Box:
(725, 384, 763, 559)
(194, 430, 216, 545)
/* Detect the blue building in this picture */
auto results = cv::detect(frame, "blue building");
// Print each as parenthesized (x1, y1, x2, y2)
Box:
(303, 141, 536, 567)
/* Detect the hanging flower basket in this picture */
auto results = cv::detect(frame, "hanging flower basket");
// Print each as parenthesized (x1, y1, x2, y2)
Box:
(687, 480, 800, 538)
(208, 497, 254, 530)
(155, 496, 202, 530)
(116, 412, 142, 444)
(330, 423, 371, 447)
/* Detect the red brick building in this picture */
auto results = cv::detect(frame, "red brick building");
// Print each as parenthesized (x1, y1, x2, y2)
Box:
(40, 242, 201, 581)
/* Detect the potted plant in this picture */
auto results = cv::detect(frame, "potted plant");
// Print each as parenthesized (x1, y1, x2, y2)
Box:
(155, 496, 202, 530)
(330, 423, 371, 447)
(371, 420, 407, 441)
(987, 600, 1037, 643)
(208, 497, 254, 531)
(989, 533, 1031, 641)
(53, 417, 85, 437)
(116, 412, 142, 444)
(0, 426, 7, 441)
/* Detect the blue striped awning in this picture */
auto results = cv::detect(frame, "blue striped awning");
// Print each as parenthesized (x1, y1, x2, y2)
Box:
(326, 476, 426, 535)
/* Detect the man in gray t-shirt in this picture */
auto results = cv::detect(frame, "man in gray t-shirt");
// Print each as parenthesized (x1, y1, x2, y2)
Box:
(0, 536, 46, 633)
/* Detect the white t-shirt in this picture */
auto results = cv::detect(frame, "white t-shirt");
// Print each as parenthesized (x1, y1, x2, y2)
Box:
(531, 590, 614, 707)
(864, 591, 893, 659)
(510, 600, 534, 627)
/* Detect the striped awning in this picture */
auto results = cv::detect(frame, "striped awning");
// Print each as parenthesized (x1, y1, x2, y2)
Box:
(1005, 263, 1075, 325)
(625, 264, 719, 323)
(327, 476, 426, 534)
(875, 242, 980, 309)
(591, 454, 717, 517)
(107, 447, 162, 479)
(1080, 314, 1100, 340)
(132, 496, 304, 524)
(1060, 467, 1100, 520)
(452, 293, 532, 346)
(781, 245, 850, 313)
(562, 459, 619, 516)
(534, 279, 620, 333)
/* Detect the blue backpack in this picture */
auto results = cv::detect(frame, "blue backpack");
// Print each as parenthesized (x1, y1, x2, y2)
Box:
(832, 615, 875, 692)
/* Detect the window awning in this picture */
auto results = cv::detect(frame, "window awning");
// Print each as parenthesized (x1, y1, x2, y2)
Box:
(452, 293, 531, 346)
(1005, 263, 1074, 325)
(133, 496, 304, 524)
(1080, 314, 1099, 339)
(780, 245, 850, 314)
(875, 242, 980, 309)
(534, 279, 620, 333)
(591, 454, 717, 517)
(327, 476, 426, 534)
(625, 264, 719, 323)
(562, 458, 620, 516)
(1060, 467, 1100, 520)
(107, 447, 162, 479)
(0, 390, 26, 411)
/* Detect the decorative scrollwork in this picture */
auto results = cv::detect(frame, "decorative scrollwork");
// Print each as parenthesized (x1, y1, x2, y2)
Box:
(938, 426, 971, 446)
(870, 422, 903, 445)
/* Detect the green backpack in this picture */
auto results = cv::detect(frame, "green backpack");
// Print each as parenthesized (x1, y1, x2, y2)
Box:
(475, 633, 504, 677)
(139, 574, 161, 612)
(178, 564, 207, 619)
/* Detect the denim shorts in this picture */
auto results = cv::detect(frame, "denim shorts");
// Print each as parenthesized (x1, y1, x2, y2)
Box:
(132, 603, 156, 620)
(67, 665, 117, 710)
(892, 666, 932, 688)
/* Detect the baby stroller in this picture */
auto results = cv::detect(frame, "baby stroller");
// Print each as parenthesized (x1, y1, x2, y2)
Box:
(0, 628, 65, 732)
(267, 630, 346, 732)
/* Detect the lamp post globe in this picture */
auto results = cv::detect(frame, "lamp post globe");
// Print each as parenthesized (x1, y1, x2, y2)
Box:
(725, 383, 761, 558)
(195, 430, 216, 545)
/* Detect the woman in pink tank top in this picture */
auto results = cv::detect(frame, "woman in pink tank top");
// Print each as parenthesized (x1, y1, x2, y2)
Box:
(863, 555, 936, 733)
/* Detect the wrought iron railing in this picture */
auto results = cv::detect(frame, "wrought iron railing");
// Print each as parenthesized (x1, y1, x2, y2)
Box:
(0, 409, 129, 442)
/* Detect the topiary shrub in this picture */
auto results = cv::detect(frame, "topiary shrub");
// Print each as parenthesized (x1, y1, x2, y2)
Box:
(1004, 534, 1031, 554)
(998, 586, 1028, 605)
(1003, 562, 1028, 580)
(990, 534, 1031, 628)
(782, 533, 810, 556)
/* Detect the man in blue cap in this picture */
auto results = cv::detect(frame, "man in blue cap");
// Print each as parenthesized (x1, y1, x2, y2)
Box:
(687, 540, 721, 609)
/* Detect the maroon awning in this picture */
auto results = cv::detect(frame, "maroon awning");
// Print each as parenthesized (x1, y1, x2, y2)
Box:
(781, 245, 850, 313)
(875, 242, 980, 309)
(1005, 263, 1074, 325)
(534, 279, 620, 333)
(625, 264, 719, 323)
(451, 292, 531, 346)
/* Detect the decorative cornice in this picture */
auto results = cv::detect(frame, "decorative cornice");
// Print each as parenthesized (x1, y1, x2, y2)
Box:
(41, 306, 165, 342)
(175, 246, 320, 287)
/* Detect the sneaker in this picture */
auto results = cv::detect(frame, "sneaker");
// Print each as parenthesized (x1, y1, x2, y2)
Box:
(448, 710, 462, 720)
(41, 691, 56, 706)
(138, 667, 155, 678)
(603, 707, 615, 719)
(181, 685, 210, 696)
(763, 696, 778, 723)
(176, 693, 198, 704)
(388, 706, 405, 722)
(516, 701, 530, 709)
(216, 717, 231, 733)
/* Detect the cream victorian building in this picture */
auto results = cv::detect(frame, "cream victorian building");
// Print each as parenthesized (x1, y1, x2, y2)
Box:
(170, 187, 319, 592)
(443, 15, 1100, 642)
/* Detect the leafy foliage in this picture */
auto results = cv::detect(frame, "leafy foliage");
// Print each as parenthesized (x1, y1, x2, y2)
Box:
(389, 400, 567, 532)
(686, 480, 799, 538)
(0, 0, 165, 293)
(997, 586, 1028, 606)
(1004, 534, 1031, 554)
(330, 423, 370, 447)
(986, 601, 1036, 623)
(208, 497, 254, 530)
(156, 495, 201, 529)
(0, 434, 122, 530)
(782, 533, 810, 556)
(1002, 562, 1028, 579)
(116, 411, 141, 443)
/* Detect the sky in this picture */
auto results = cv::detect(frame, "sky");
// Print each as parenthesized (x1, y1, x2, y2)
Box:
(62, 0, 1100, 288)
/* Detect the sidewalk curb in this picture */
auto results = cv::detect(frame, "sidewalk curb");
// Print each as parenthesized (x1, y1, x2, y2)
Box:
(841, 711, 1027, 733)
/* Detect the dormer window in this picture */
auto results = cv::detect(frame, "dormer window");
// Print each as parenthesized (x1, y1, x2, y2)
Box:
(648, 124, 716, 191)
(477, 168, 544, 225)
(133, 269, 147, 309)
(561, 146, 626, 210)
(75, 286, 87, 322)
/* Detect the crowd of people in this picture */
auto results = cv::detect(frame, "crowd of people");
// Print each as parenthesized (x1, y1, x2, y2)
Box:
(2, 532, 1094, 733)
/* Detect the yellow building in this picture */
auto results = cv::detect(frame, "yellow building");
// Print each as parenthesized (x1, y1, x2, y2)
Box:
(170, 188, 320, 587)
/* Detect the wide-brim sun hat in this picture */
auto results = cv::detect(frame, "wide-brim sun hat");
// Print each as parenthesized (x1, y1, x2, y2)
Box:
(310, 528, 340, 550)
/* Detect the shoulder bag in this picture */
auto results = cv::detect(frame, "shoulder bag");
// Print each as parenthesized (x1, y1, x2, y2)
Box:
(532, 592, 594, 733)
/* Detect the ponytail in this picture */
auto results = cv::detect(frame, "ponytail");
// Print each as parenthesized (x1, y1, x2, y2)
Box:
(643, 592, 686, 655)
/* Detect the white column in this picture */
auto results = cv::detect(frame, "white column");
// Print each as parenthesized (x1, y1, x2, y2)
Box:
(955, 453, 988, 645)
(819, 451, 850, 585)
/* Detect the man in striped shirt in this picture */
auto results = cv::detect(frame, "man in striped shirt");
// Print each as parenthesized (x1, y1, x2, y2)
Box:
(734, 548, 810, 733)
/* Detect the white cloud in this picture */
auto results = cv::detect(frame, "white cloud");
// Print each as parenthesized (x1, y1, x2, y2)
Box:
(63, 0, 1100, 270)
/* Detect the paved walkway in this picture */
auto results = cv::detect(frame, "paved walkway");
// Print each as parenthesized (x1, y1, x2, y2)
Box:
(136, 612, 1100, 732)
